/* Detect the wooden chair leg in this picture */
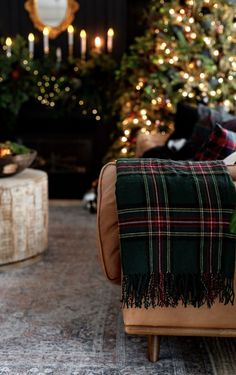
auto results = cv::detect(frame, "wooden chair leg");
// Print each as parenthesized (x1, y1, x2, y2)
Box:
(147, 335, 160, 362)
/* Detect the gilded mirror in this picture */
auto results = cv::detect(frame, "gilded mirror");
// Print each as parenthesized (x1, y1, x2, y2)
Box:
(25, 0, 79, 39)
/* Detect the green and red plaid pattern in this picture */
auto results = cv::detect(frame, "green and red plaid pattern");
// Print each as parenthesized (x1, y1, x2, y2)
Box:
(116, 158, 236, 308)
(194, 123, 236, 161)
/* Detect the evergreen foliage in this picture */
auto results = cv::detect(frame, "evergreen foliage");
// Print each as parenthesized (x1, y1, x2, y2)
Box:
(106, 0, 236, 160)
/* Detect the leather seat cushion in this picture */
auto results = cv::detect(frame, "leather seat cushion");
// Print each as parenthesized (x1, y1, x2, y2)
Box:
(123, 275, 236, 329)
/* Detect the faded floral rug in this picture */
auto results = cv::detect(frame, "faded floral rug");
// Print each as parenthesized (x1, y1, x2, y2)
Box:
(0, 202, 235, 375)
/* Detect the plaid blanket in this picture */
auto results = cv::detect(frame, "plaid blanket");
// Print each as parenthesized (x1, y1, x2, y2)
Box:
(116, 159, 236, 308)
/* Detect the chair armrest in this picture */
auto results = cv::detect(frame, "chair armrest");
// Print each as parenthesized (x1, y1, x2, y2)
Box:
(96, 162, 121, 284)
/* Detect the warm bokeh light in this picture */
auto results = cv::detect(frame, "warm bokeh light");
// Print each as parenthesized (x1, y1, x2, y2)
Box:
(6, 37, 12, 46)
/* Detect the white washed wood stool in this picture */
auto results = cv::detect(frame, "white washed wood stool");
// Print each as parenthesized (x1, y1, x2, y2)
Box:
(0, 169, 48, 267)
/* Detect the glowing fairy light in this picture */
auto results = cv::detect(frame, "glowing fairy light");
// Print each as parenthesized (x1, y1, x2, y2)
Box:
(160, 42, 167, 50)
(213, 50, 219, 56)
(203, 37, 211, 45)
(190, 32, 197, 39)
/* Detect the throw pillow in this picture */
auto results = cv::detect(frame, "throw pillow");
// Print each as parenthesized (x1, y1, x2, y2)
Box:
(188, 104, 235, 148)
(194, 123, 236, 161)
(222, 119, 236, 132)
(190, 105, 223, 147)
(189, 113, 213, 148)
(171, 101, 199, 139)
(182, 113, 213, 158)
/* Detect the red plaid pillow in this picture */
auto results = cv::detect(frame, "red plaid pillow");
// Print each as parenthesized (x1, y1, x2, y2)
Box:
(194, 123, 236, 161)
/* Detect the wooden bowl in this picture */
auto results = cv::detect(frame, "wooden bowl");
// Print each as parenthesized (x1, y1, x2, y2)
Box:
(0, 150, 37, 177)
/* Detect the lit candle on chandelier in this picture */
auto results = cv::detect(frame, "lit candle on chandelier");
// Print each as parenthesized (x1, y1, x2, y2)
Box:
(43, 27, 49, 55)
(67, 25, 74, 58)
(94, 36, 102, 53)
(107, 28, 114, 53)
(80, 29, 87, 59)
(6, 37, 12, 57)
(56, 47, 62, 64)
(28, 33, 34, 59)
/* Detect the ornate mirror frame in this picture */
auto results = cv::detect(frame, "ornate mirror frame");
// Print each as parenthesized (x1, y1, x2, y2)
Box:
(25, 0, 79, 39)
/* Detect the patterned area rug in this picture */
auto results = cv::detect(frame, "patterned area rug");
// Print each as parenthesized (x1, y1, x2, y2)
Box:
(0, 203, 236, 375)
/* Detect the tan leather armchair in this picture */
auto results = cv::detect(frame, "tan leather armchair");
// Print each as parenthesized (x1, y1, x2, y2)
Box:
(96, 161, 236, 362)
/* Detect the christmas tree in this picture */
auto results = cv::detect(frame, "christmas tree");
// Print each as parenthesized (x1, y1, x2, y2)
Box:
(106, 0, 236, 160)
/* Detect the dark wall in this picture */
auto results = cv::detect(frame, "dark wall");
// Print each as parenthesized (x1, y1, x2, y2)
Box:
(0, 0, 146, 60)
(127, 0, 150, 47)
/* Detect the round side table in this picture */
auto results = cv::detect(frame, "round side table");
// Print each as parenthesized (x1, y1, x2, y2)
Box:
(0, 168, 48, 267)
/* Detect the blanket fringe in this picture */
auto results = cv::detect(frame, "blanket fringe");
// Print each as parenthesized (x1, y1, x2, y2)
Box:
(121, 273, 235, 308)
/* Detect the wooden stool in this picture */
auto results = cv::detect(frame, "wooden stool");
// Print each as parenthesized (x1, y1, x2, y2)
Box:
(0, 169, 48, 267)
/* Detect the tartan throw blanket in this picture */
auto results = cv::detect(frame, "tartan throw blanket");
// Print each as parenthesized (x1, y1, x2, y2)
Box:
(116, 158, 236, 308)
